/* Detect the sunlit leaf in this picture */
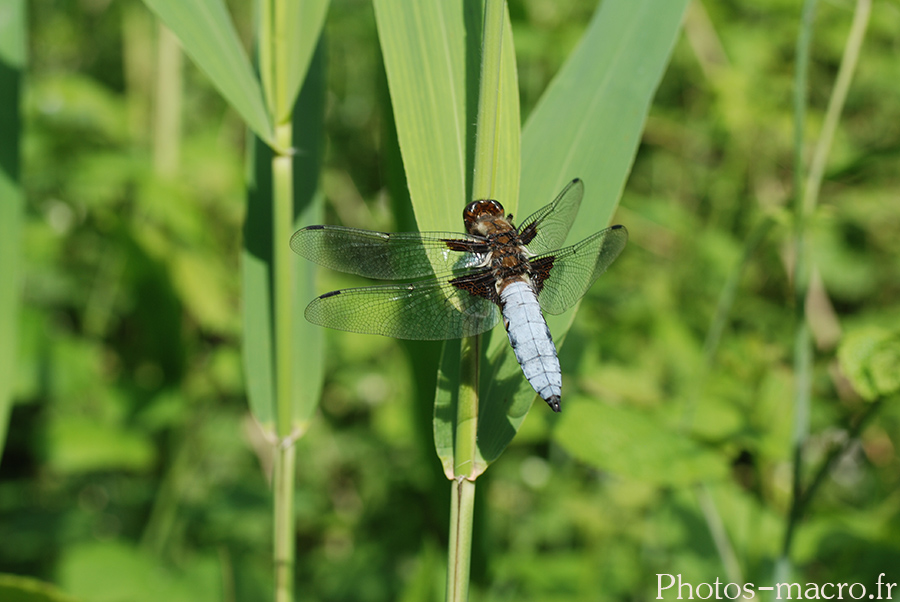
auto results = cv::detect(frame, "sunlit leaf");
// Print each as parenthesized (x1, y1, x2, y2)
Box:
(380, 0, 687, 474)
(476, 0, 690, 467)
(373, 0, 519, 230)
(375, 0, 520, 478)
(243, 44, 326, 433)
(278, 0, 331, 123)
(140, 0, 274, 144)
(0, 0, 25, 461)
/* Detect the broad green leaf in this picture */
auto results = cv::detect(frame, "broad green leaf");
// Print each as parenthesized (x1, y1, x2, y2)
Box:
(522, 0, 689, 224)
(0, 574, 80, 602)
(0, 0, 25, 462)
(554, 397, 729, 485)
(373, 0, 519, 231)
(0, 0, 26, 63)
(243, 43, 326, 433)
(375, 0, 519, 479)
(475, 0, 690, 468)
(838, 326, 900, 401)
(140, 0, 274, 145)
(279, 0, 331, 123)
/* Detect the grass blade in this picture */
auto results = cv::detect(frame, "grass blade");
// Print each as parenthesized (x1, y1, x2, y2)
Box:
(780, 0, 871, 581)
(482, 0, 690, 463)
(0, 0, 25, 461)
(279, 0, 331, 123)
(373, 0, 519, 231)
(141, 0, 275, 145)
(243, 43, 326, 434)
(376, 0, 519, 479)
(382, 0, 687, 467)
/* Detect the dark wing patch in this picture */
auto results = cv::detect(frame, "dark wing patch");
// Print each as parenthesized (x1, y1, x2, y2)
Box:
(443, 238, 491, 254)
(528, 255, 555, 293)
(449, 270, 499, 304)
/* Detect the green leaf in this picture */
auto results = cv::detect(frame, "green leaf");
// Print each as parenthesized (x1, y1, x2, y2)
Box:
(373, 0, 519, 231)
(0, 0, 25, 462)
(140, 0, 275, 145)
(838, 326, 900, 401)
(0, 574, 80, 602)
(473, 0, 690, 467)
(554, 398, 729, 485)
(279, 0, 331, 123)
(382, 0, 687, 473)
(243, 43, 326, 433)
(375, 0, 519, 478)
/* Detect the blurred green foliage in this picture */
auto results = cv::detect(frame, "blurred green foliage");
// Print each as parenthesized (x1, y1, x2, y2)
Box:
(3, 0, 900, 601)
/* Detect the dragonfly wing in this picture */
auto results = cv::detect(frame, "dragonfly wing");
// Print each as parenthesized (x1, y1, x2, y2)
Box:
(533, 225, 628, 315)
(290, 225, 487, 280)
(305, 277, 501, 340)
(517, 179, 584, 255)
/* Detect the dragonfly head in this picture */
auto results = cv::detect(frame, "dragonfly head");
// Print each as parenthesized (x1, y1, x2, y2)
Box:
(463, 199, 506, 236)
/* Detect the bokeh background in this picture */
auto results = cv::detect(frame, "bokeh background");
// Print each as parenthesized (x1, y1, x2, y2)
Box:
(2, 0, 900, 600)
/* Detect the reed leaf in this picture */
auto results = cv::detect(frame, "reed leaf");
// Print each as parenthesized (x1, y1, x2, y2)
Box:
(0, 0, 25, 460)
(140, 0, 275, 145)
(243, 44, 326, 433)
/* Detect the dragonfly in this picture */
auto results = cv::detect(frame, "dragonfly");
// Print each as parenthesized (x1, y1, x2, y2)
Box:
(290, 178, 627, 412)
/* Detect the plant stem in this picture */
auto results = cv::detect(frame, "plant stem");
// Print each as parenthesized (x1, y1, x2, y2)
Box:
(780, 0, 870, 580)
(779, 0, 818, 582)
(446, 477, 476, 602)
(447, 329, 479, 602)
(445, 1, 506, 600)
(454, 335, 480, 478)
(273, 134, 294, 433)
(268, 0, 306, 592)
(696, 485, 743, 584)
(802, 0, 871, 216)
(274, 438, 297, 602)
(273, 116, 296, 601)
(794, 400, 881, 524)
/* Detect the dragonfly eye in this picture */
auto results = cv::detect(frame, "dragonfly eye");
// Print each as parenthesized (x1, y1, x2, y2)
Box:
(463, 200, 506, 234)
(463, 199, 505, 221)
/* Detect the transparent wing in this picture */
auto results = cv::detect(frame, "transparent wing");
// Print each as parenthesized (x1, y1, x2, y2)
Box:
(534, 225, 628, 315)
(290, 225, 486, 280)
(517, 178, 584, 255)
(304, 278, 501, 340)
